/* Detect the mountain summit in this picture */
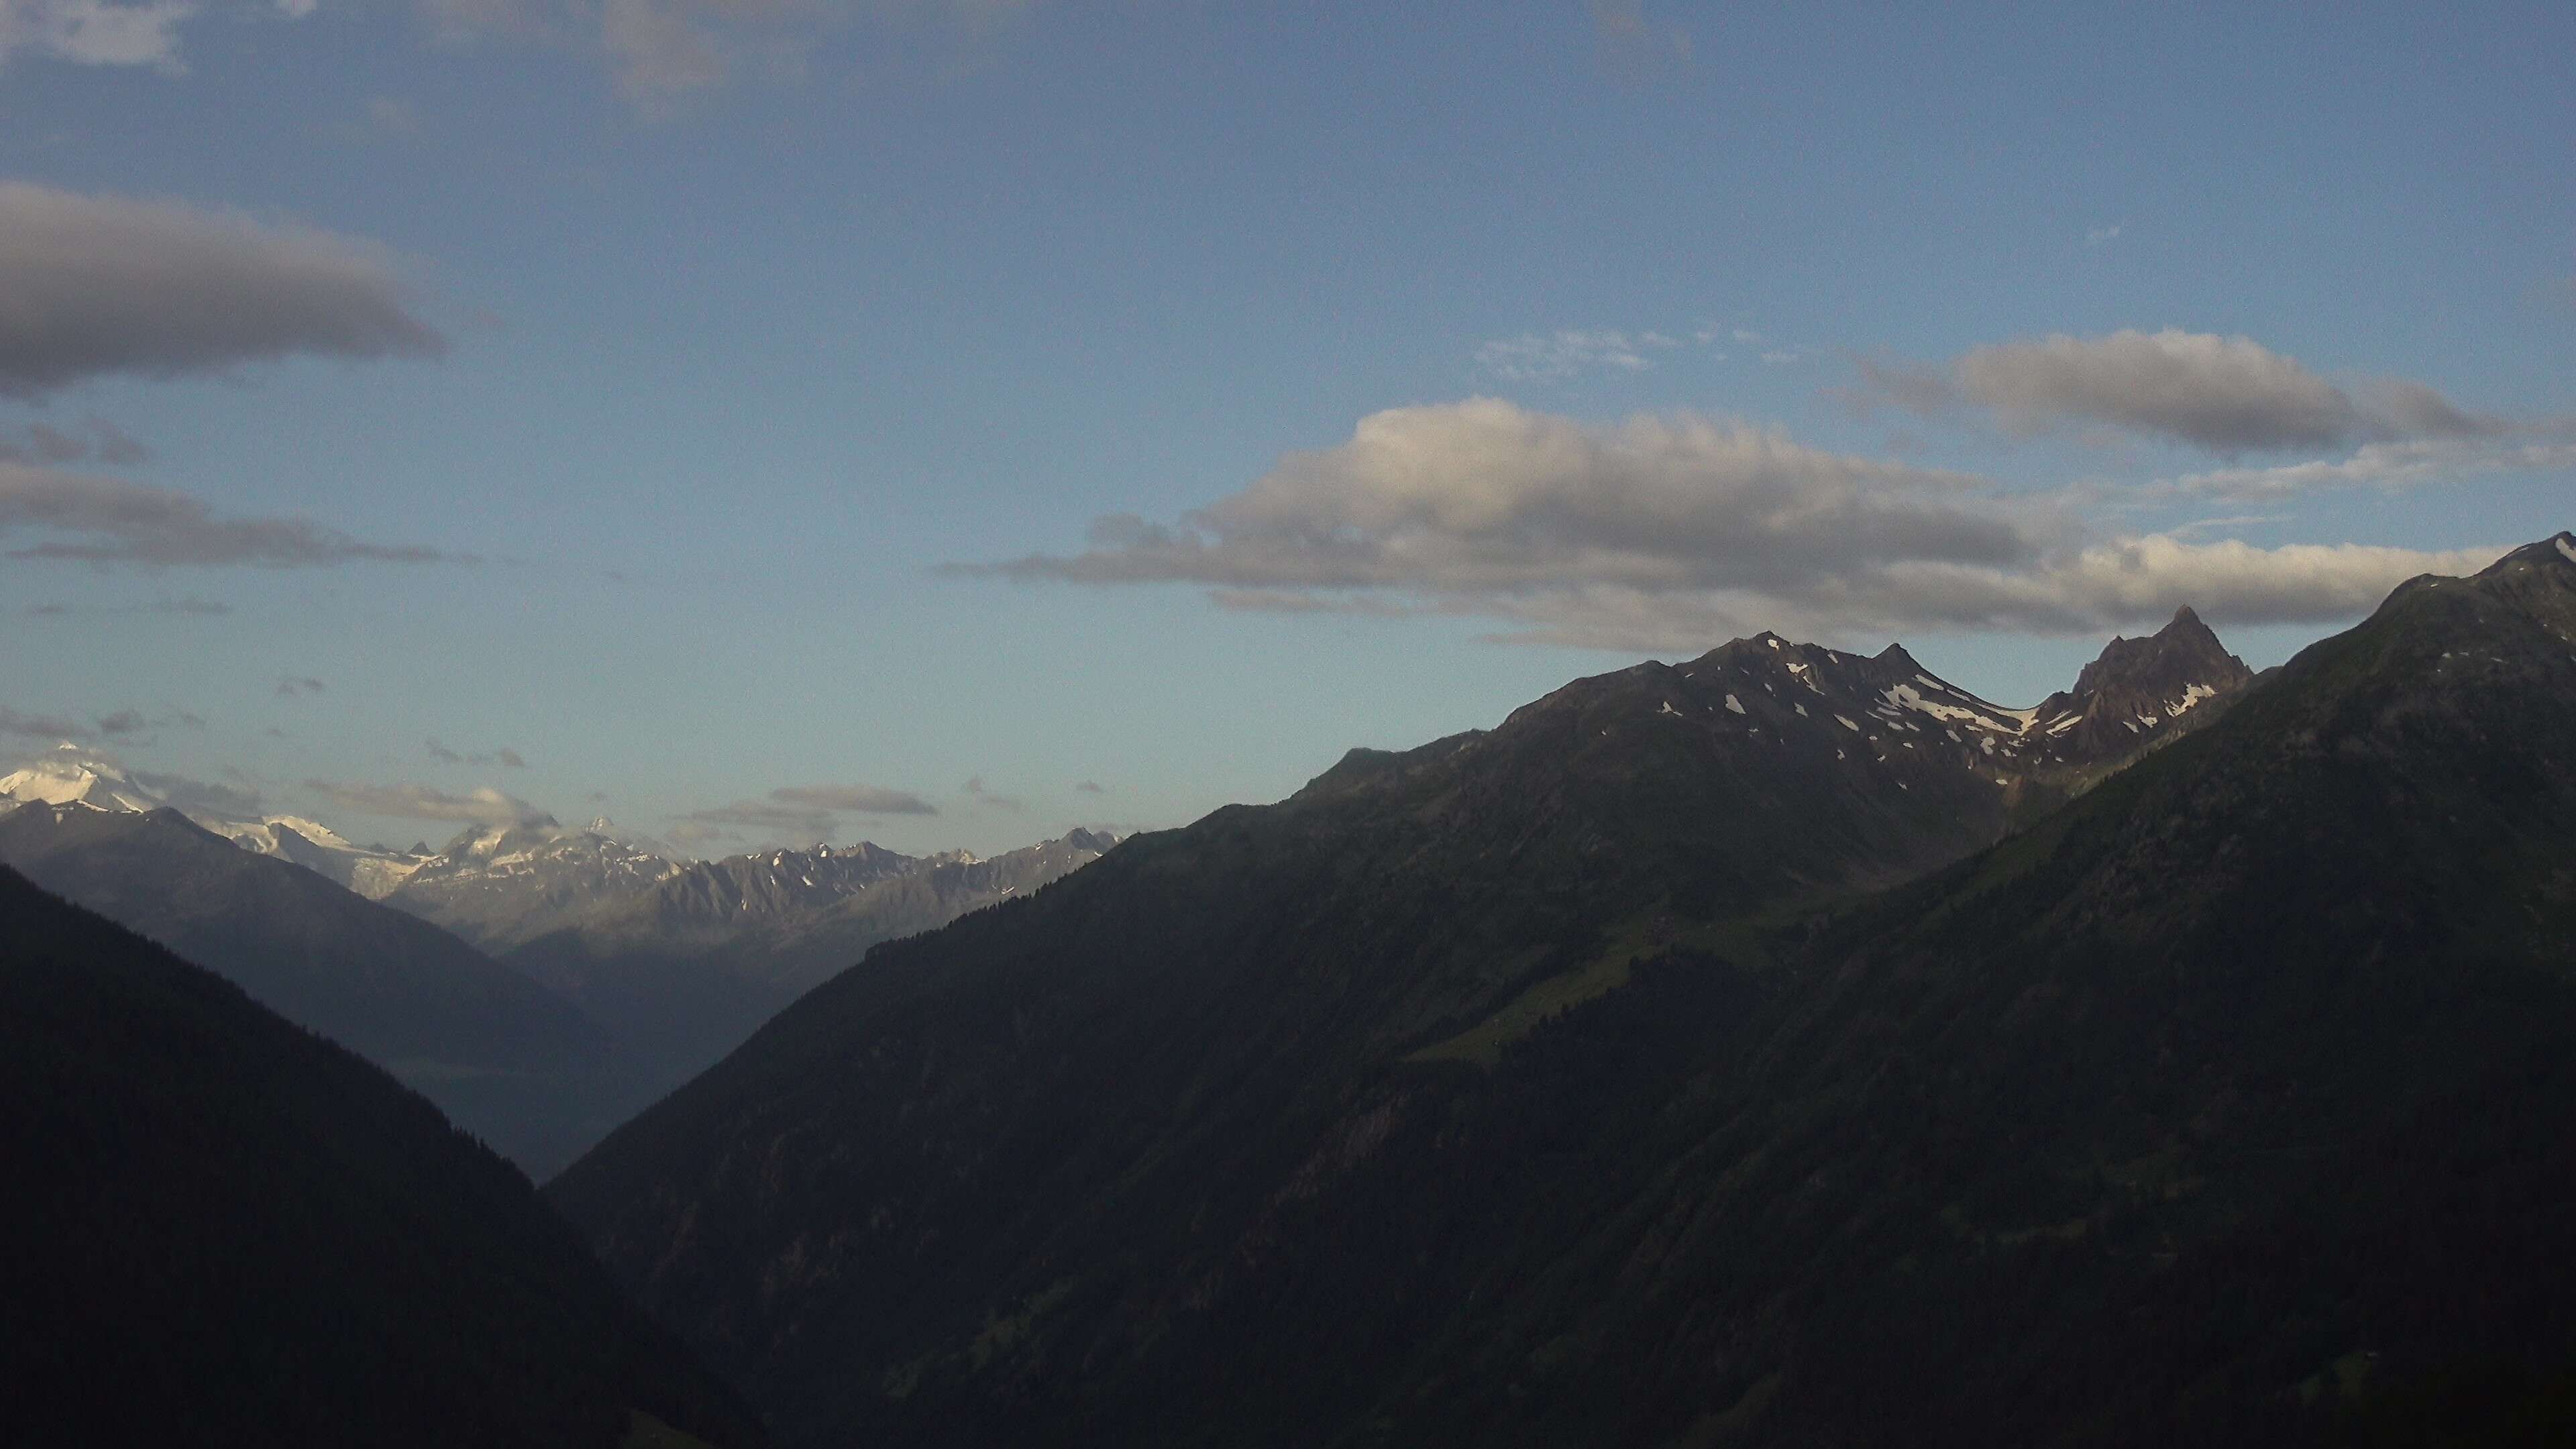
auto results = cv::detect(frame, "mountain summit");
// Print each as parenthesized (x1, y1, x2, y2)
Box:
(551, 541, 2576, 1446)
(547, 606, 2265, 1444)
(2023, 604, 2255, 769)
(0, 745, 428, 894)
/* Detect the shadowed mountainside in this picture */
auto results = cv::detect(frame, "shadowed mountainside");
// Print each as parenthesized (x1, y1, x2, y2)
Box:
(0, 865, 763, 1449)
(547, 595, 2304, 1446)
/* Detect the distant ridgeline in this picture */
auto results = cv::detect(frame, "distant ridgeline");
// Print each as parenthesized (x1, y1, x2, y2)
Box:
(0, 867, 763, 1449)
(550, 536, 2576, 1447)
(0, 753, 1114, 1175)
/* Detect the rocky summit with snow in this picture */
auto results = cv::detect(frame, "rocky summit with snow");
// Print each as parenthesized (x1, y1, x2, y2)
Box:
(0, 745, 430, 895)
(547, 535, 2576, 1449)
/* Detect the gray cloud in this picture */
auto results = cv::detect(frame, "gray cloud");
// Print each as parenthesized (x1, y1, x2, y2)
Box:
(663, 819, 741, 849)
(1464, 537, 2511, 650)
(0, 180, 444, 397)
(305, 780, 554, 827)
(961, 775, 1023, 812)
(680, 798, 835, 840)
(0, 702, 200, 742)
(1073, 780, 1104, 794)
(679, 780, 936, 846)
(1857, 329, 2498, 453)
(275, 676, 325, 696)
(953, 395, 2512, 647)
(0, 704, 89, 741)
(771, 782, 938, 816)
(0, 417, 152, 466)
(425, 737, 530, 767)
(1, 463, 461, 568)
(26, 595, 229, 616)
(133, 768, 264, 820)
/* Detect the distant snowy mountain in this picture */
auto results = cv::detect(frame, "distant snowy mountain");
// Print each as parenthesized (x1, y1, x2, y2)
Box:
(507, 828, 1121, 1087)
(379, 819, 686, 953)
(1, 745, 429, 896)
(1, 748, 169, 815)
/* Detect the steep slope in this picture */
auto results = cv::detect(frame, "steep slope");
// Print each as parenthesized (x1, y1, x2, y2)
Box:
(2018, 602, 2255, 776)
(0, 802, 634, 1173)
(384, 819, 684, 951)
(508, 830, 1118, 1087)
(0, 802, 597, 1071)
(547, 621, 2251, 1444)
(553, 541, 2576, 1446)
(0, 865, 762, 1449)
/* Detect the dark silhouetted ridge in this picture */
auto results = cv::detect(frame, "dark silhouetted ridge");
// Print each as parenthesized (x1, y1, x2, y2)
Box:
(0, 865, 763, 1449)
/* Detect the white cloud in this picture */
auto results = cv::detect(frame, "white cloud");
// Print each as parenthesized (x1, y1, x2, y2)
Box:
(2170, 435, 2576, 500)
(0, 0, 321, 70)
(305, 780, 554, 827)
(1475, 329, 1682, 381)
(2086, 222, 2123, 246)
(0, 0, 196, 68)
(421, 0, 1038, 111)
(955, 395, 2512, 649)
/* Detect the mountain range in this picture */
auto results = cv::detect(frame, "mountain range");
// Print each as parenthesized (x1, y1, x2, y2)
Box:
(508, 829, 1120, 1085)
(549, 535, 2576, 1446)
(19, 534, 2575, 1445)
(0, 749, 1120, 1173)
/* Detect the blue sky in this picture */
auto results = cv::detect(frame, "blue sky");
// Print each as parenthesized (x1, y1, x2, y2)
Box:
(1, 0, 2569, 855)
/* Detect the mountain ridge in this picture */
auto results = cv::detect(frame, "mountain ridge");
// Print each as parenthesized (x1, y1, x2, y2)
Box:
(545, 596, 2277, 1445)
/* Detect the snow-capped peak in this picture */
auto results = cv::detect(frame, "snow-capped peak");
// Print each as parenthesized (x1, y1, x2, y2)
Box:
(1, 744, 166, 814)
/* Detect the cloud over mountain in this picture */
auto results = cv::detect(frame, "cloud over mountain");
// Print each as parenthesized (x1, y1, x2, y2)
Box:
(956, 396, 2508, 647)
(305, 781, 554, 827)
(679, 781, 938, 845)
(0, 181, 444, 396)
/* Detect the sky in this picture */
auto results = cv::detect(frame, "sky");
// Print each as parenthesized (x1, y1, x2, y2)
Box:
(1, 0, 2569, 857)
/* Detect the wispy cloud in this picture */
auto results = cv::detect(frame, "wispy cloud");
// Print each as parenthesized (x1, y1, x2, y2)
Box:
(771, 782, 937, 815)
(677, 780, 937, 845)
(134, 767, 262, 820)
(961, 775, 1023, 812)
(425, 737, 529, 767)
(1475, 329, 1685, 382)
(2086, 221, 2125, 246)
(1, 702, 208, 743)
(25, 595, 228, 616)
(0, 418, 149, 466)
(423, 0, 1040, 113)
(0, 181, 443, 397)
(0, 704, 91, 741)
(0, 0, 199, 70)
(274, 676, 324, 696)
(1853, 328, 2498, 453)
(305, 780, 553, 826)
(2165, 435, 2576, 500)
(1591, 0, 1690, 77)
(1, 464, 464, 568)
